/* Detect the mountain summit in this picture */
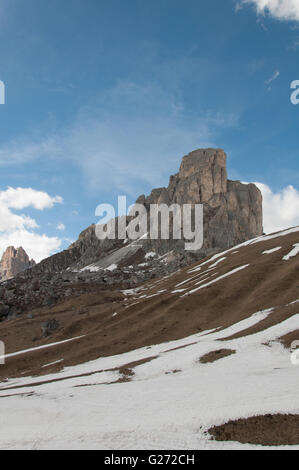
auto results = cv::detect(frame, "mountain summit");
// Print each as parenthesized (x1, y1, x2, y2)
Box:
(64, 148, 263, 271)
(134, 148, 263, 256)
(0, 246, 35, 282)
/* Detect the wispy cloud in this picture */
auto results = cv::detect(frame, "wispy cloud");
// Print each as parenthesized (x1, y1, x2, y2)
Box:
(291, 36, 299, 49)
(0, 80, 240, 195)
(256, 16, 269, 31)
(265, 70, 280, 85)
(0, 138, 61, 167)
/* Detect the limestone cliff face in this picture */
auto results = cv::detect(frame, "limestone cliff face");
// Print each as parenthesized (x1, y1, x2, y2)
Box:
(0, 247, 36, 281)
(67, 148, 263, 267)
(135, 148, 263, 255)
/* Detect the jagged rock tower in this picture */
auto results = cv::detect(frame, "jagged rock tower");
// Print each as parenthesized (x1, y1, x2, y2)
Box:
(136, 148, 263, 256)
(0, 247, 36, 281)
(27, 148, 263, 274)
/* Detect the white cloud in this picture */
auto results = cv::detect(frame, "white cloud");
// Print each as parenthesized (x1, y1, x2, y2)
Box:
(240, 0, 299, 22)
(0, 187, 63, 262)
(57, 223, 65, 231)
(0, 230, 61, 264)
(0, 187, 63, 210)
(255, 182, 299, 233)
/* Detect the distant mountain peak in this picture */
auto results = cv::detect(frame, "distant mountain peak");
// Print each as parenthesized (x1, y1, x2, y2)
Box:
(0, 246, 36, 281)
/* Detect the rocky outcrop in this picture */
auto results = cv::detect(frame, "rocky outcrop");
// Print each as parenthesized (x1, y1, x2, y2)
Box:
(66, 148, 262, 270)
(0, 247, 35, 281)
(134, 148, 263, 256)
(0, 148, 263, 320)
(61, 148, 263, 270)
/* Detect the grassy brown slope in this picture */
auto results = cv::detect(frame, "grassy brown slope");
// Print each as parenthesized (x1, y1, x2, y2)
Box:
(0, 228, 298, 381)
(209, 414, 299, 446)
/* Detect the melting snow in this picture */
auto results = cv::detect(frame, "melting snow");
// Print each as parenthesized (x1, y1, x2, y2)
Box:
(106, 264, 118, 271)
(187, 226, 299, 275)
(0, 311, 299, 449)
(0, 336, 84, 362)
(262, 247, 281, 255)
(283, 244, 299, 261)
(209, 257, 226, 268)
(185, 265, 249, 295)
(80, 264, 101, 272)
(42, 359, 64, 369)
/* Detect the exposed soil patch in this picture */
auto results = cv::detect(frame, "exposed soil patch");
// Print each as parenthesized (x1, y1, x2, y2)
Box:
(114, 356, 159, 383)
(279, 329, 299, 349)
(199, 349, 235, 364)
(209, 414, 299, 446)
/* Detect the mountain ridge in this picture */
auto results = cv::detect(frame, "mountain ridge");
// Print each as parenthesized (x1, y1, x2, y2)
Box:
(0, 148, 263, 320)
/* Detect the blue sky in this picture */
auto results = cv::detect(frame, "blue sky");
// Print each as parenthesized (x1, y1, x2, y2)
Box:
(0, 0, 299, 261)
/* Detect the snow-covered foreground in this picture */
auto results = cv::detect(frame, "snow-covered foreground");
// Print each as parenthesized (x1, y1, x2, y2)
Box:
(0, 308, 298, 449)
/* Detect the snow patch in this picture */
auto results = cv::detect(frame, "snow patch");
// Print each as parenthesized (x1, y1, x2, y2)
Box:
(283, 244, 299, 261)
(106, 264, 118, 271)
(185, 265, 250, 295)
(262, 247, 281, 255)
(209, 257, 226, 268)
(0, 336, 84, 361)
(1, 312, 299, 449)
(80, 264, 101, 272)
(42, 359, 64, 369)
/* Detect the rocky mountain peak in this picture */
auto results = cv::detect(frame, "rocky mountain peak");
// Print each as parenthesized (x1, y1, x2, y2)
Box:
(179, 147, 226, 177)
(160, 148, 227, 205)
(0, 147, 264, 321)
(0, 246, 36, 281)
